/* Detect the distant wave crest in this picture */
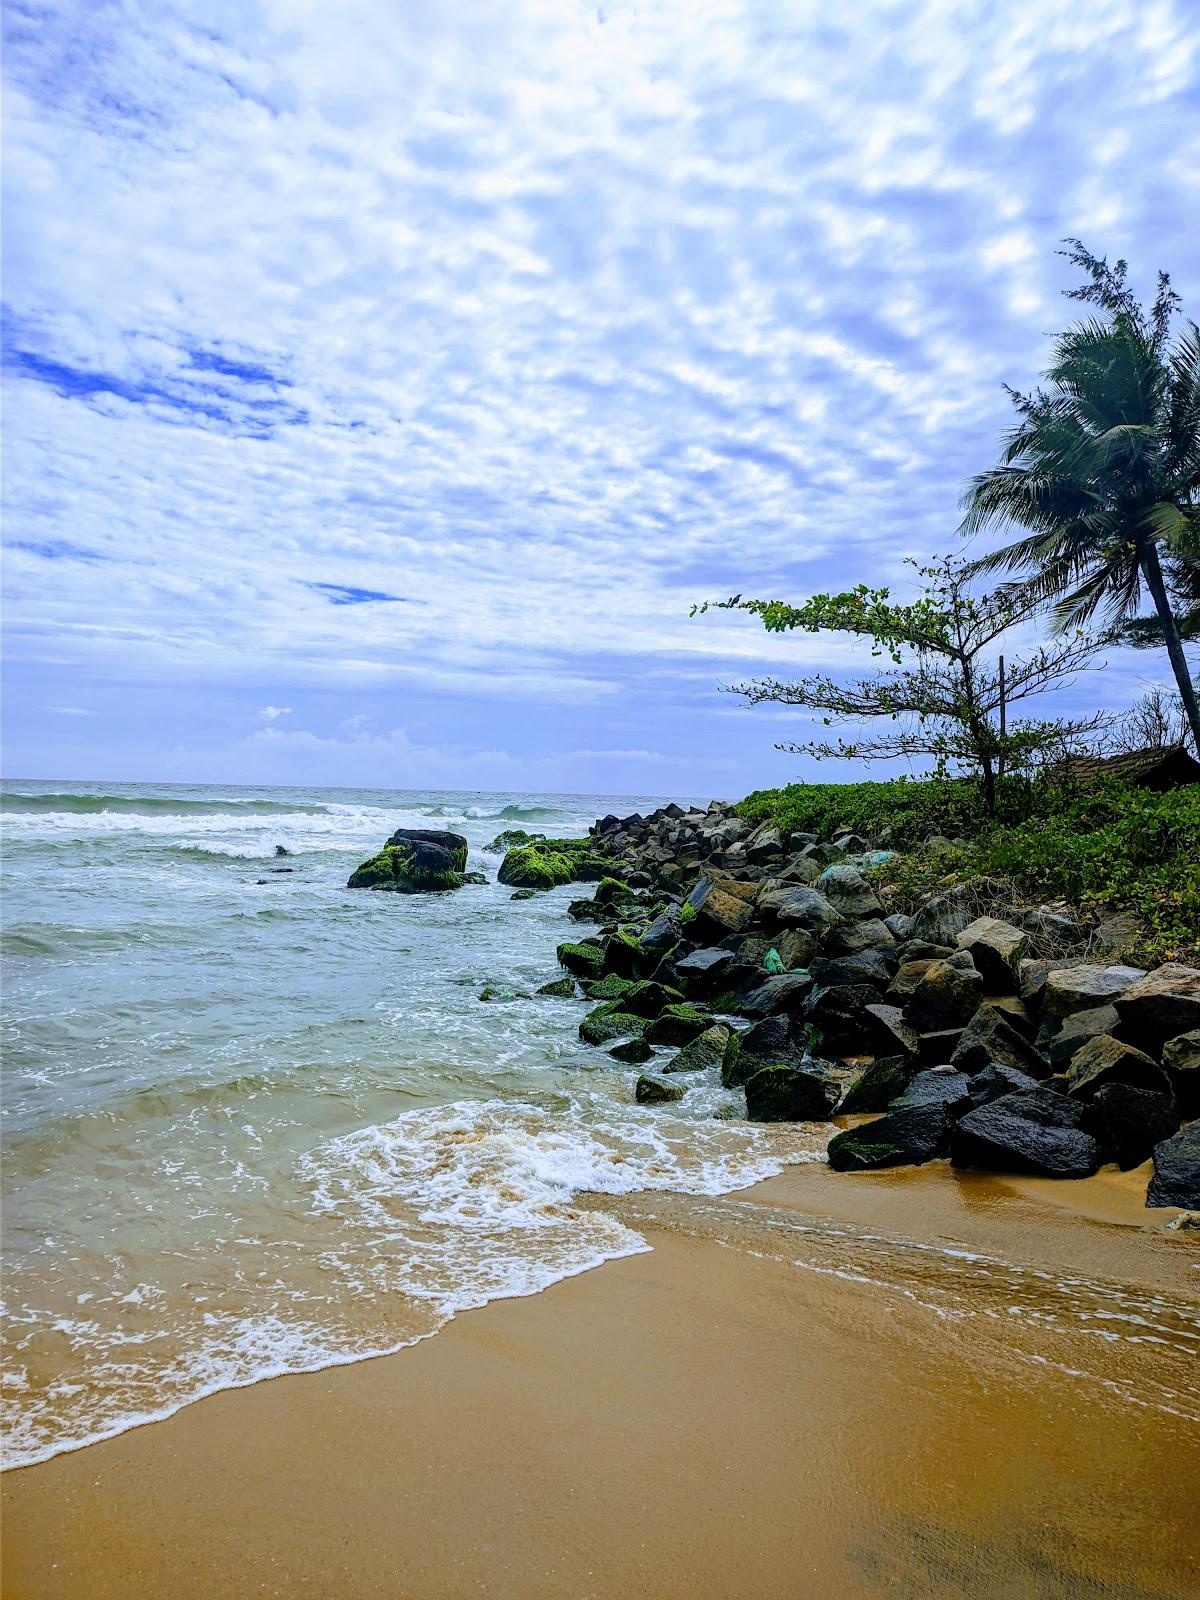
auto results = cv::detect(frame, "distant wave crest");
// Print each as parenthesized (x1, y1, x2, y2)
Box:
(1, 792, 330, 818)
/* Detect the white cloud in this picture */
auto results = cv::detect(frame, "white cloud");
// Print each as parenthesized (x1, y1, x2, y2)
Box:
(2, 0, 1196, 784)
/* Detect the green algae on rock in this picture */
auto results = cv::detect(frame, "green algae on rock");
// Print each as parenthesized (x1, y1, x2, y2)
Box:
(497, 837, 609, 889)
(347, 828, 468, 893)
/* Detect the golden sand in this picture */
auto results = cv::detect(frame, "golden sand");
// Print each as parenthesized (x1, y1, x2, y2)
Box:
(3, 1160, 1197, 1600)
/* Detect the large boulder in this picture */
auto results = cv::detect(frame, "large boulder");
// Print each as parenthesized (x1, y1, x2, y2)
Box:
(744, 1064, 839, 1122)
(665, 1023, 733, 1074)
(1084, 1085, 1180, 1171)
(862, 1003, 920, 1059)
(579, 1004, 647, 1046)
(684, 878, 754, 939)
(724, 1015, 804, 1083)
(640, 907, 683, 954)
(1161, 1030, 1200, 1117)
(823, 918, 896, 958)
(774, 927, 818, 970)
(955, 916, 1027, 991)
(347, 828, 468, 892)
(644, 1003, 711, 1047)
(810, 951, 895, 991)
(950, 1088, 1104, 1179)
(741, 973, 816, 1018)
(803, 984, 881, 1054)
(610, 1037, 653, 1065)
(635, 1074, 685, 1104)
(619, 980, 683, 1019)
(758, 886, 841, 932)
(827, 1102, 952, 1171)
(1040, 964, 1146, 1021)
(815, 865, 882, 920)
(1064, 1034, 1170, 1100)
(838, 1055, 917, 1114)
(966, 1063, 1040, 1108)
(890, 1066, 972, 1115)
(904, 958, 984, 1033)
(557, 941, 605, 979)
(1114, 964, 1200, 1051)
(951, 1006, 1049, 1078)
(673, 947, 735, 994)
(910, 891, 975, 947)
(602, 927, 660, 980)
(1043, 1004, 1121, 1070)
(498, 837, 606, 889)
(1146, 1124, 1200, 1209)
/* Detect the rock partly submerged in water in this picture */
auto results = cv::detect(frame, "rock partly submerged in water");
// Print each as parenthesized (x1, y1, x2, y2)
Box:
(498, 837, 610, 890)
(347, 828, 469, 893)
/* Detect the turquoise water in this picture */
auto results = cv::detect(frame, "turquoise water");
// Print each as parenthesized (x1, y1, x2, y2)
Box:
(1, 782, 818, 1468)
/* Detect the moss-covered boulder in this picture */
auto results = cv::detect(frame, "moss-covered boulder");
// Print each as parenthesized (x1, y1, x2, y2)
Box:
(745, 1064, 839, 1122)
(557, 941, 605, 978)
(498, 837, 609, 890)
(602, 926, 660, 980)
(347, 829, 467, 893)
(537, 977, 578, 998)
(484, 828, 545, 854)
(579, 1003, 647, 1046)
(644, 1003, 710, 1047)
(581, 973, 637, 1002)
(610, 1037, 653, 1064)
(636, 1074, 685, 1104)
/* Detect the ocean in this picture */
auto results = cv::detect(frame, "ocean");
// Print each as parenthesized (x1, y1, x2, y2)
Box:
(0, 781, 820, 1469)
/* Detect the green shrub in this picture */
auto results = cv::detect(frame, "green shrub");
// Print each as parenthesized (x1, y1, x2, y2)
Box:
(739, 777, 1200, 964)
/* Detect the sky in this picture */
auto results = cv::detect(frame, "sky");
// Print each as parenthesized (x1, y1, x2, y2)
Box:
(3, 0, 1198, 797)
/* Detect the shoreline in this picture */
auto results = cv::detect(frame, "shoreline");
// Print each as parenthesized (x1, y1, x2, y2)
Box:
(4, 1158, 1197, 1600)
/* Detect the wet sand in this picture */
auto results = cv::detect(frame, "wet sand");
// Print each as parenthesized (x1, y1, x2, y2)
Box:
(3, 1160, 1198, 1600)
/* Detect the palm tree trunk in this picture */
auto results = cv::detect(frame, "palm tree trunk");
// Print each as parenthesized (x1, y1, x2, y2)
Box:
(1140, 543, 1200, 754)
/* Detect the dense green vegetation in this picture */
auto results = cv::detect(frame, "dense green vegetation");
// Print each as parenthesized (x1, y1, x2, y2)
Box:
(738, 777, 1200, 963)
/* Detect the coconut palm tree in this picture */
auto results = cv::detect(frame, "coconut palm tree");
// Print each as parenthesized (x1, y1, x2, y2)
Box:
(960, 241, 1200, 752)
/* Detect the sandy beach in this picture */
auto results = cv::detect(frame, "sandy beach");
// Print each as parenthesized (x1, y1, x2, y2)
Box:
(3, 1159, 1197, 1600)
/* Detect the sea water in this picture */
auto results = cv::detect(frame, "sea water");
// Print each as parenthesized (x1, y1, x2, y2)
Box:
(0, 781, 820, 1468)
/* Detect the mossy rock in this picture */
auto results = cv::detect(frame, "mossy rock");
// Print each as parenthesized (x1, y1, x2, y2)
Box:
(610, 1037, 653, 1064)
(581, 973, 637, 1002)
(485, 828, 545, 854)
(602, 925, 660, 980)
(636, 1074, 685, 1104)
(347, 839, 464, 893)
(837, 1055, 916, 1114)
(557, 941, 606, 978)
(744, 1064, 838, 1123)
(498, 837, 609, 890)
(579, 1004, 647, 1046)
(537, 977, 578, 998)
(645, 1004, 711, 1048)
(665, 1023, 731, 1074)
(479, 986, 530, 1002)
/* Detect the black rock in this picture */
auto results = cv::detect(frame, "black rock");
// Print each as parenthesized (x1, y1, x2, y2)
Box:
(967, 1063, 1040, 1108)
(951, 1006, 1049, 1078)
(741, 973, 816, 1018)
(635, 1073, 684, 1104)
(1146, 1123, 1200, 1209)
(744, 1064, 839, 1122)
(837, 1055, 917, 1114)
(890, 1067, 972, 1115)
(610, 1037, 654, 1065)
(810, 950, 895, 990)
(827, 1102, 952, 1171)
(803, 984, 881, 1053)
(951, 1088, 1103, 1178)
(1084, 1084, 1179, 1171)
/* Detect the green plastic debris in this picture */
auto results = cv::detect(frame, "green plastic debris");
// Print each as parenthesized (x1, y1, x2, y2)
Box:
(763, 947, 786, 975)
